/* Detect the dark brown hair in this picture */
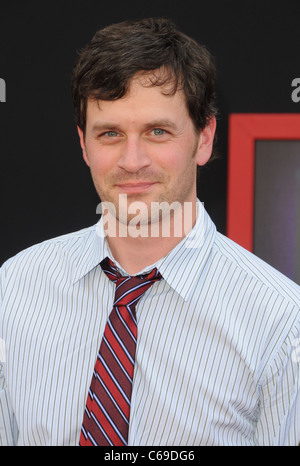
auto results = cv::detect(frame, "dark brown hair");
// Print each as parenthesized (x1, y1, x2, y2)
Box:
(71, 17, 217, 134)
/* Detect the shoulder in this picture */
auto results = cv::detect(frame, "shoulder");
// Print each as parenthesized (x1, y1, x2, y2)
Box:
(0, 225, 97, 286)
(214, 231, 300, 307)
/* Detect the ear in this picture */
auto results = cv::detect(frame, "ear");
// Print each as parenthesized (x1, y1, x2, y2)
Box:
(195, 117, 216, 166)
(77, 125, 90, 167)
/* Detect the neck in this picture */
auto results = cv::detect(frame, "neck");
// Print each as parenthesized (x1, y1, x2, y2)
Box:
(104, 199, 198, 275)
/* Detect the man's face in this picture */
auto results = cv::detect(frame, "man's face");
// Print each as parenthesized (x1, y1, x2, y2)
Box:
(78, 73, 215, 226)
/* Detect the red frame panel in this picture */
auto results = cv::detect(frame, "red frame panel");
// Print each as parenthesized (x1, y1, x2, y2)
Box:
(227, 113, 300, 251)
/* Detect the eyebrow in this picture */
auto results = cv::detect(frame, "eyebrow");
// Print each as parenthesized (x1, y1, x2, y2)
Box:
(91, 122, 120, 134)
(90, 119, 179, 134)
(143, 119, 179, 132)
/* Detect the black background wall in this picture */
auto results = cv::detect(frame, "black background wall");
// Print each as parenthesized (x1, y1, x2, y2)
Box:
(1, 0, 300, 265)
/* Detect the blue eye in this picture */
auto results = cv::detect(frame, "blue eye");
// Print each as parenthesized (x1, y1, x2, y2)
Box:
(106, 131, 119, 137)
(152, 128, 165, 136)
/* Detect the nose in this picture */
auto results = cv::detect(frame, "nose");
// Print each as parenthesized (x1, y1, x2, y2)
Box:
(117, 136, 151, 173)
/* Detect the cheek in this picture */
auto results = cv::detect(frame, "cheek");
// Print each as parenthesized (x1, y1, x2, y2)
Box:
(155, 142, 194, 174)
(86, 145, 115, 176)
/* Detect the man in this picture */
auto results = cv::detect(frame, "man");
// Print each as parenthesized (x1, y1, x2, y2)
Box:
(0, 18, 299, 446)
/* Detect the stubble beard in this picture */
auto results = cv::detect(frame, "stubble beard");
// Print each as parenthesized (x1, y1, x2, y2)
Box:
(93, 140, 199, 234)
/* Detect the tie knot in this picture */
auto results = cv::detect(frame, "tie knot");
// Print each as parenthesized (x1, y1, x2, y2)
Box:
(100, 257, 162, 308)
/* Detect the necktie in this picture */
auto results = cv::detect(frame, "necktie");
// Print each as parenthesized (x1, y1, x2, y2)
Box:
(79, 257, 162, 446)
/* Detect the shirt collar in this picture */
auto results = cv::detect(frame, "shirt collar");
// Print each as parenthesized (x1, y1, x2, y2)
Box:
(154, 200, 216, 301)
(71, 222, 111, 284)
(72, 199, 216, 301)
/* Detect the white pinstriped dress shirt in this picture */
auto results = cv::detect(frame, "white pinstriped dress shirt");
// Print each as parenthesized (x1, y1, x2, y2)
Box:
(0, 200, 299, 446)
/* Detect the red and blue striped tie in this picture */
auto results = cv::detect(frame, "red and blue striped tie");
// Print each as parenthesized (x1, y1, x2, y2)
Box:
(79, 257, 162, 446)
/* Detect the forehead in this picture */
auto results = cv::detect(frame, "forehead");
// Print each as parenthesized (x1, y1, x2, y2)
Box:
(86, 76, 188, 125)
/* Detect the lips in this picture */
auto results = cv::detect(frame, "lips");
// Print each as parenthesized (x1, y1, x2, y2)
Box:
(115, 182, 157, 193)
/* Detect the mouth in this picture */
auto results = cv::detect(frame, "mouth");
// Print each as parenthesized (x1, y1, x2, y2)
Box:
(114, 182, 158, 193)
